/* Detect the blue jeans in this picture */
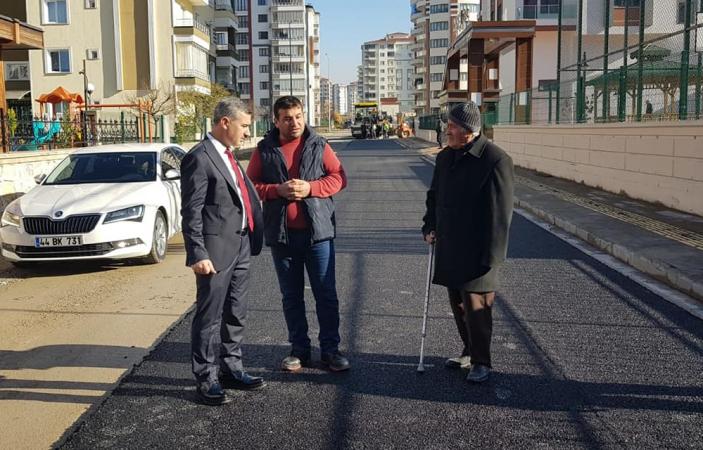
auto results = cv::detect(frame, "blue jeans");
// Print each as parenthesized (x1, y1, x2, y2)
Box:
(271, 230, 341, 355)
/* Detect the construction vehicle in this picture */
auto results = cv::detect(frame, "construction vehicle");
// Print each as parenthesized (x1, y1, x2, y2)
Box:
(351, 102, 378, 139)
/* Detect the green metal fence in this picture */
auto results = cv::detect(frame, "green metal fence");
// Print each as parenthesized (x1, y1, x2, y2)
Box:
(493, 0, 703, 126)
(418, 114, 440, 130)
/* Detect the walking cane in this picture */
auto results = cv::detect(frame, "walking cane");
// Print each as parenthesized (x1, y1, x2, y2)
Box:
(417, 242, 435, 373)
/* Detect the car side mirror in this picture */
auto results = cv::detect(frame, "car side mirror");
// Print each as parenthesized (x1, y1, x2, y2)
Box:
(34, 174, 46, 184)
(164, 169, 180, 180)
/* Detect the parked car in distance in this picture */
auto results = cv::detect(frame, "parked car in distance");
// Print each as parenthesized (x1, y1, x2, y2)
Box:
(0, 143, 186, 265)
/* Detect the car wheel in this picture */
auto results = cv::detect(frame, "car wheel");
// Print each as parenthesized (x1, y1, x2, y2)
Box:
(143, 211, 167, 264)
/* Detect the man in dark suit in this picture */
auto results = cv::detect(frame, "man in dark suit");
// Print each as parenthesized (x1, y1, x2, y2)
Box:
(422, 102, 514, 384)
(181, 97, 265, 405)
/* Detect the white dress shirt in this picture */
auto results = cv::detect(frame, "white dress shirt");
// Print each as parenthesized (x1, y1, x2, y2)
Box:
(207, 133, 247, 231)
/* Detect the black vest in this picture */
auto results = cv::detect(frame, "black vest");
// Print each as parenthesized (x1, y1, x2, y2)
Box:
(257, 126, 336, 246)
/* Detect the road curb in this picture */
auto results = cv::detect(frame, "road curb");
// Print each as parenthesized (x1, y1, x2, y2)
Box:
(418, 154, 703, 304)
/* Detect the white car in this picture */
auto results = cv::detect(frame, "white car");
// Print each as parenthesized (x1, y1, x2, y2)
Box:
(0, 143, 185, 265)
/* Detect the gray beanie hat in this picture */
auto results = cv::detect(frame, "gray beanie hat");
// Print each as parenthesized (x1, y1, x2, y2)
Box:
(448, 101, 481, 133)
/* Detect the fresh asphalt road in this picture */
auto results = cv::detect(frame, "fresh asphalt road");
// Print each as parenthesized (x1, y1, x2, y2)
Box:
(62, 138, 703, 449)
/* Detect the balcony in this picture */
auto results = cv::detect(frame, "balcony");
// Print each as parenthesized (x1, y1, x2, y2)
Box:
(271, 0, 304, 6)
(175, 68, 209, 80)
(174, 17, 211, 42)
(216, 43, 237, 58)
(215, 0, 233, 12)
(272, 54, 306, 63)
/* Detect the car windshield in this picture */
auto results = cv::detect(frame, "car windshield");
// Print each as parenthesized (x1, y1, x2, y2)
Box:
(44, 152, 157, 185)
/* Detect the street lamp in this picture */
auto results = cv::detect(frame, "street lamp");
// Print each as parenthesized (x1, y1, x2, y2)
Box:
(326, 52, 331, 132)
(78, 59, 94, 145)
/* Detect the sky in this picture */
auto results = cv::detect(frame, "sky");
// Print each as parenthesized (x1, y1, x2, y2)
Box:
(313, 0, 413, 85)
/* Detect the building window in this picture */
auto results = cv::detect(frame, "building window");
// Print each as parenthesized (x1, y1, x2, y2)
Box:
(260, 81, 269, 90)
(259, 31, 268, 40)
(429, 39, 449, 48)
(677, 0, 697, 24)
(429, 21, 449, 31)
(214, 31, 227, 46)
(430, 73, 443, 82)
(238, 49, 250, 61)
(237, 15, 249, 28)
(175, 42, 208, 79)
(260, 98, 270, 106)
(5, 62, 29, 81)
(258, 14, 268, 23)
(45, 48, 71, 73)
(238, 82, 250, 93)
(234, 0, 248, 11)
(259, 47, 270, 56)
(239, 66, 250, 78)
(429, 4, 449, 14)
(260, 64, 269, 73)
(86, 48, 100, 60)
(43, 0, 68, 24)
(236, 33, 249, 45)
(85, 0, 96, 8)
(430, 56, 446, 65)
(259, 0, 267, 4)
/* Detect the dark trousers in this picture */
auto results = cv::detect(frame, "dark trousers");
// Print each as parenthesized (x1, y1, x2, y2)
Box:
(270, 230, 341, 355)
(447, 289, 495, 367)
(191, 236, 250, 382)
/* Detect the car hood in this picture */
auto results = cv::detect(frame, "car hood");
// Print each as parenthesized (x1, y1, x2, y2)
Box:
(18, 182, 156, 217)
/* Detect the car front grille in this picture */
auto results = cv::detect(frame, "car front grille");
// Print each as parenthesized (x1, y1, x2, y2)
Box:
(23, 215, 101, 235)
(13, 242, 115, 258)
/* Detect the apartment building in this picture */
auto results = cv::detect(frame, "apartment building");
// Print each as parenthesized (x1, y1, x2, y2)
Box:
(360, 32, 415, 114)
(347, 81, 359, 112)
(320, 76, 331, 121)
(213, 0, 240, 94)
(305, 4, 321, 126)
(229, 0, 319, 125)
(332, 83, 348, 115)
(15, 0, 219, 119)
(410, 0, 481, 115)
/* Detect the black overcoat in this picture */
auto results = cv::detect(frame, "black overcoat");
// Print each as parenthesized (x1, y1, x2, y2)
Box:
(422, 134, 514, 288)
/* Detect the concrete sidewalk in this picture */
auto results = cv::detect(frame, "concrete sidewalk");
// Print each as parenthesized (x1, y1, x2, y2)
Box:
(397, 137, 703, 306)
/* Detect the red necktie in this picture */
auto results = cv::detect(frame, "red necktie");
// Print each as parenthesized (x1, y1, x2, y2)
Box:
(225, 147, 254, 232)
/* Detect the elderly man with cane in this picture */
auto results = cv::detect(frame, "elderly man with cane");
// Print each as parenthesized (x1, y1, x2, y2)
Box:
(421, 102, 514, 383)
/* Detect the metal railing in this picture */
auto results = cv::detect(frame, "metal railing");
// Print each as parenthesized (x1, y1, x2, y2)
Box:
(0, 112, 163, 152)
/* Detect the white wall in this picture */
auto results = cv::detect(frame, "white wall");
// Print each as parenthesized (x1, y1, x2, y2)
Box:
(494, 121, 703, 215)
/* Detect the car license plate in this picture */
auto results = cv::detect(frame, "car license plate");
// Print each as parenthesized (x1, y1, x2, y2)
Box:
(34, 236, 83, 247)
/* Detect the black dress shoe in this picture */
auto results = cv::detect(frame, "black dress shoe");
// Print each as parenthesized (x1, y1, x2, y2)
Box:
(195, 380, 231, 406)
(321, 351, 351, 372)
(219, 370, 266, 390)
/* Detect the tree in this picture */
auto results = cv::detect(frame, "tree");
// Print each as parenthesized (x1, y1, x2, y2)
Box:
(333, 112, 343, 127)
(125, 82, 176, 139)
(176, 82, 232, 141)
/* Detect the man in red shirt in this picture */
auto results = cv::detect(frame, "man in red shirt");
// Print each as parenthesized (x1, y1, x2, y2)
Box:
(247, 96, 349, 372)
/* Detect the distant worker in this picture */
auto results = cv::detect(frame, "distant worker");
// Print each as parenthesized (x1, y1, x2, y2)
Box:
(435, 119, 443, 148)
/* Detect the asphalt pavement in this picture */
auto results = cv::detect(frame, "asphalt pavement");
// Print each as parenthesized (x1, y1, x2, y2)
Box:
(60, 138, 703, 449)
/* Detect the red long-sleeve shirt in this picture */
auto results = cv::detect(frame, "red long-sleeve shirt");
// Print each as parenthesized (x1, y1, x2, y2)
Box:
(246, 136, 347, 229)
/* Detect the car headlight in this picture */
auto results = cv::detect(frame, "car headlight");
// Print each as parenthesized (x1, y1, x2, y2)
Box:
(1, 200, 22, 228)
(104, 205, 145, 224)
